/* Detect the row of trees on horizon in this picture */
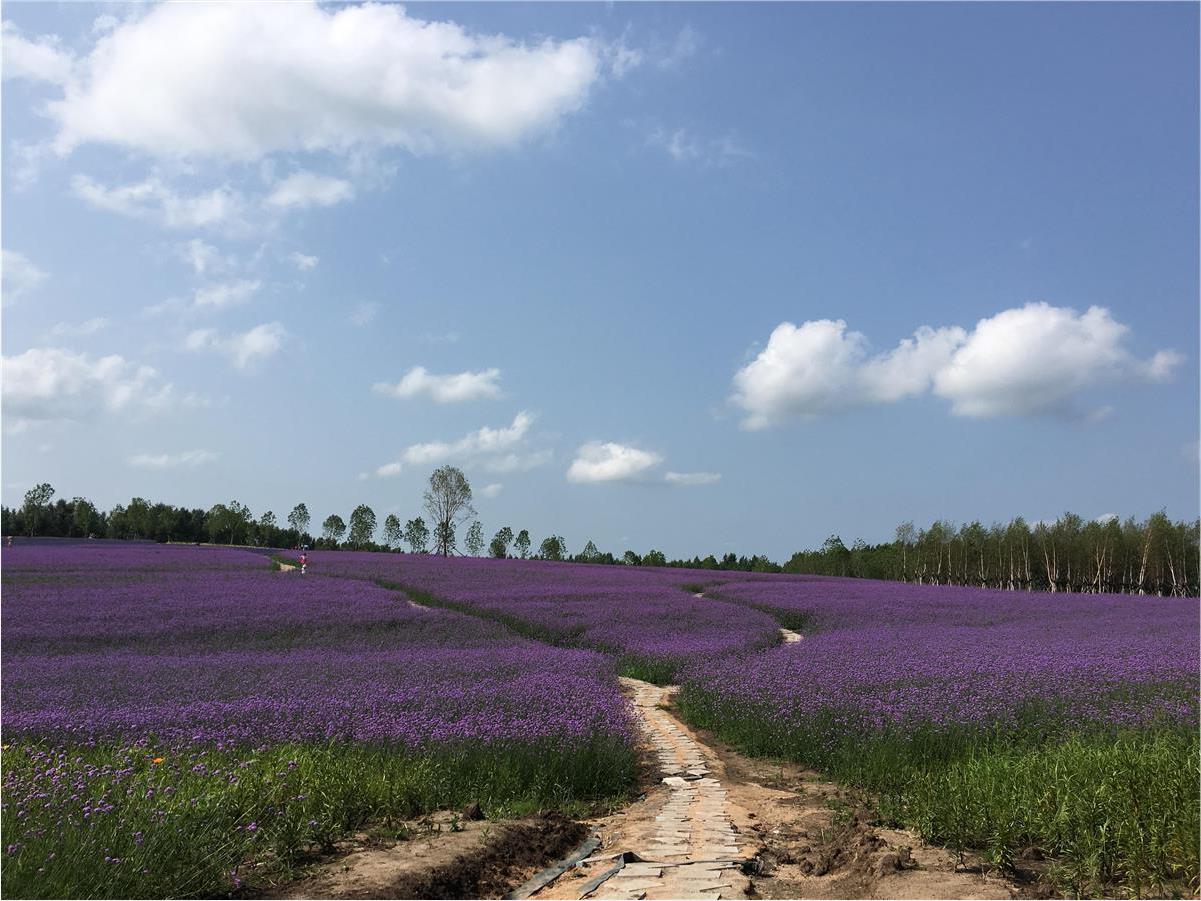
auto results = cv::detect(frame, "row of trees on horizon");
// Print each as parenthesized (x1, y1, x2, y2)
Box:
(3, 470, 1196, 597)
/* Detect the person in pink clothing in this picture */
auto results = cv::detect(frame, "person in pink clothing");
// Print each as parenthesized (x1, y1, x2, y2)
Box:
(298, 551, 308, 575)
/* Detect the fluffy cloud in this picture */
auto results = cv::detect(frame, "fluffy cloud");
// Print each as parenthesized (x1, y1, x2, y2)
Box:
(42, 3, 603, 160)
(185, 321, 286, 369)
(72, 175, 246, 230)
(732, 303, 1180, 427)
(375, 411, 549, 476)
(664, 471, 721, 486)
(128, 449, 218, 469)
(180, 238, 228, 275)
(932, 304, 1180, 418)
(266, 172, 354, 209)
(2, 22, 74, 85)
(480, 482, 504, 499)
(2, 347, 176, 425)
(374, 366, 501, 403)
(647, 127, 751, 167)
(567, 442, 663, 483)
(2, 249, 48, 304)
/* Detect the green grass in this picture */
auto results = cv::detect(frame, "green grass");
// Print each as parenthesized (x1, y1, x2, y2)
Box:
(675, 687, 1199, 897)
(2, 736, 636, 899)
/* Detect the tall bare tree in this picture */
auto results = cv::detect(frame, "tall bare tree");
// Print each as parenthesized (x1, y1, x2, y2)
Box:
(423, 466, 475, 556)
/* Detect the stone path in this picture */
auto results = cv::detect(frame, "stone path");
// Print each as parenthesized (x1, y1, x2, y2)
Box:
(575, 679, 751, 900)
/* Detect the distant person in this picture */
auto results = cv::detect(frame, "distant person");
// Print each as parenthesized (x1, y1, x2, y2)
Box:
(4, 535, 11, 548)
(299, 551, 308, 575)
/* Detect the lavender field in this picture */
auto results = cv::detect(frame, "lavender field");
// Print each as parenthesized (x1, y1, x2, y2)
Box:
(2, 543, 1197, 897)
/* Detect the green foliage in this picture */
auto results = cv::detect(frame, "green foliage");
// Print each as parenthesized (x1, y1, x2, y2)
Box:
(402, 517, 430, 554)
(321, 514, 346, 544)
(1, 737, 636, 900)
(489, 526, 514, 558)
(514, 529, 531, 559)
(675, 689, 1200, 897)
(538, 535, 567, 561)
(382, 514, 402, 549)
(347, 504, 377, 549)
(465, 520, 484, 556)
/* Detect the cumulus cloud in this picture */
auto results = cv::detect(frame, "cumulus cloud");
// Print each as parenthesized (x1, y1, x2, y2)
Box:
(1, 347, 178, 426)
(128, 449, 219, 469)
(732, 303, 1180, 428)
(266, 171, 354, 209)
(2, 22, 75, 85)
(665, 470, 721, 486)
(932, 304, 1179, 418)
(41, 3, 603, 160)
(480, 482, 504, 499)
(373, 366, 501, 403)
(185, 322, 286, 369)
(193, 279, 261, 310)
(375, 411, 549, 477)
(2, 249, 48, 304)
(46, 317, 108, 338)
(567, 441, 663, 483)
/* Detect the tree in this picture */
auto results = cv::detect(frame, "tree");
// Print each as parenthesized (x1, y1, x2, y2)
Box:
(322, 514, 347, 544)
(580, 539, 600, 562)
(383, 514, 402, 549)
(538, 535, 567, 561)
(435, 521, 456, 556)
(348, 504, 377, 548)
(22, 483, 55, 536)
(71, 497, 99, 538)
(403, 517, 430, 554)
(514, 529, 531, 559)
(490, 526, 514, 558)
(259, 511, 278, 547)
(643, 548, 667, 567)
(287, 503, 311, 543)
(465, 520, 484, 556)
(622, 550, 642, 566)
(424, 466, 475, 556)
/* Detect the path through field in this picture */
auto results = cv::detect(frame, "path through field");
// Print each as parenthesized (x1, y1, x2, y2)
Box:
(536, 677, 1015, 901)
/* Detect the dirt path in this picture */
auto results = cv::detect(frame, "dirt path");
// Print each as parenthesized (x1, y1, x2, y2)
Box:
(537, 679, 1017, 901)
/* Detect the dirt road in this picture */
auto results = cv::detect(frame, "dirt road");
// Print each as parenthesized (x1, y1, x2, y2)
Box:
(536, 677, 1017, 901)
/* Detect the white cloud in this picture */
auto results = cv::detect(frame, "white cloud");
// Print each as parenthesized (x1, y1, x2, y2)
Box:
(44, 3, 603, 160)
(647, 127, 751, 167)
(2, 22, 74, 85)
(657, 25, 702, 70)
(180, 238, 226, 275)
(665, 471, 721, 486)
(567, 441, 662, 483)
(46, 317, 108, 338)
(266, 171, 354, 209)
(375, 411, 548, 477)
(373, 366, 501, 403)
(1, 347, 177, 426)
(185, 321, 286, 369)
(290, 251, 319, 271)
(350, 302, 380, 327)
(193, 279, 261, 310)
(72, 175, 246, 230)
(128, 449, 219, 469)
(732, 303, 1180, 428)
(480, 482, 504, 499)
(1095, 513, 1119, 524)
(932, 303, 1179, 418)
(2, 249, 48, 304)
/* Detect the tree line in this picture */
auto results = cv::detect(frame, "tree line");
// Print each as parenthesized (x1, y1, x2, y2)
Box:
(3, 475, 1195, 596)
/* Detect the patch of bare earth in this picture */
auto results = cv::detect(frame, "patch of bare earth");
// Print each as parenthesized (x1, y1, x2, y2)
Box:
(258, 811, 586, 900)
(537, 679, 1025, 901)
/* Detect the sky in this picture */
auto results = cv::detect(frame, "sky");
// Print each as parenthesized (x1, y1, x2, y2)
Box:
(1, 1, 1197, 560)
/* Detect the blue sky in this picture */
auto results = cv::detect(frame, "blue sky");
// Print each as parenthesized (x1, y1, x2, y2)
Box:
(2, 2, 1197, 559)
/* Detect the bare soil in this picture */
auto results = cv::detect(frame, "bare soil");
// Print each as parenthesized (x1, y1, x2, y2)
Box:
(257, 812, 585, 900)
